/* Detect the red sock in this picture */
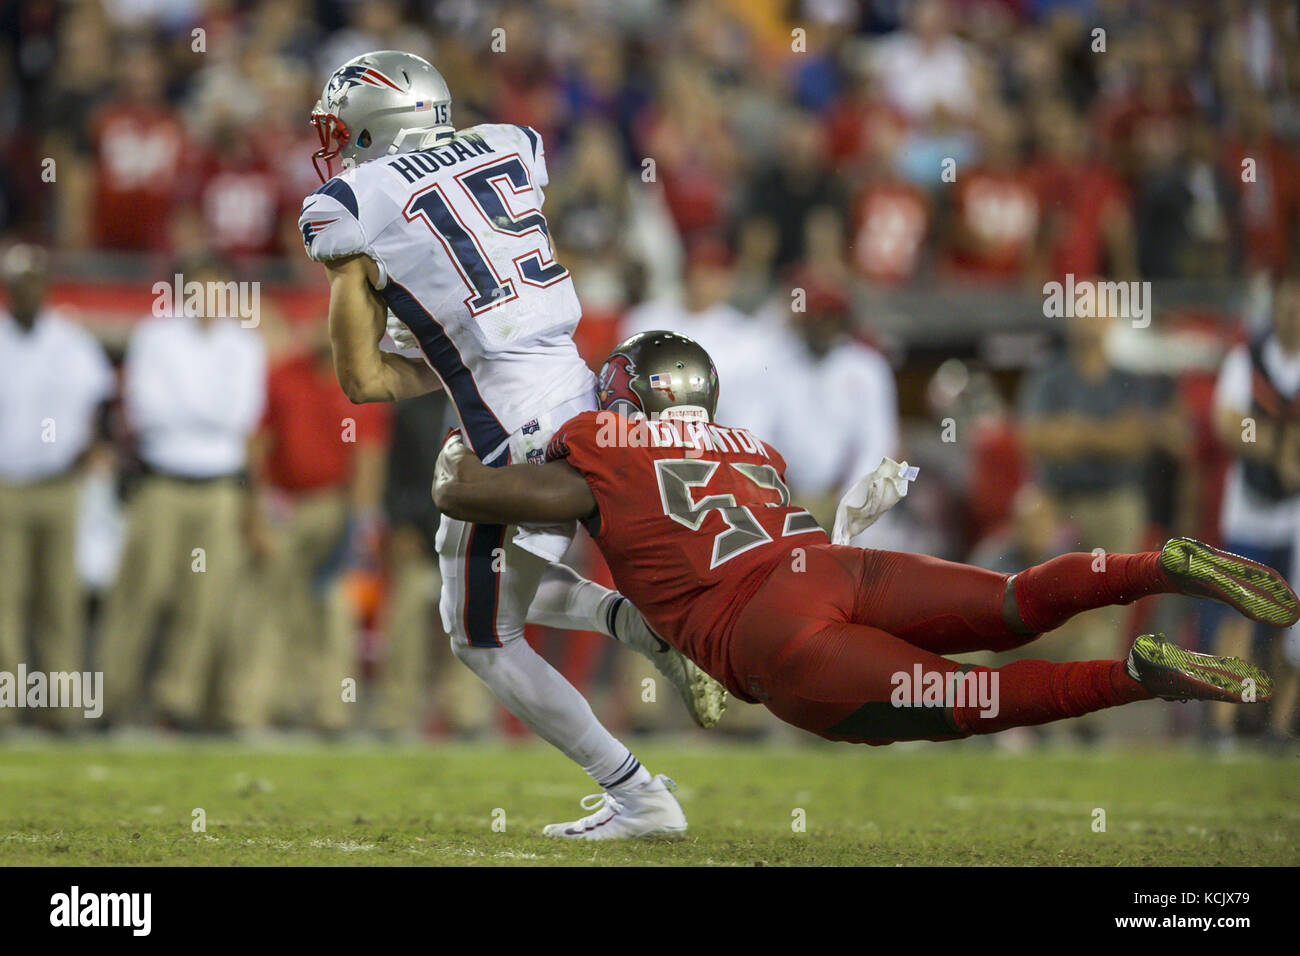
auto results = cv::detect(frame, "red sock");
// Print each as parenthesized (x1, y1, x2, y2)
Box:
(1013, 551, 1171, 634)
(953, 659, 1152, 736)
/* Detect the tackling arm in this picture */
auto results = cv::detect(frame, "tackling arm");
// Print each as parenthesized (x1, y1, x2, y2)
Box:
(433, 434, 597, 525)
(324, 254, 443, 403)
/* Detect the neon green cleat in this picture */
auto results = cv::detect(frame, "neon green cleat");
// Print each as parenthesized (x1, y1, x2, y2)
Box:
(1159, 537, 1300, 627)
(1126, 633, 1274, 703)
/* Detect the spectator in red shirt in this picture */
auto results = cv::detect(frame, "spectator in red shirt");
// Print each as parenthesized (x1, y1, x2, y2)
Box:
(488, 4, 563, 147)
(1092, 51, 1196, 184)
(636, 58, 739, 242)
(180, 117, 296, 263)
(944, 109, 1040, 283)
(1221, 92, 1300, 280)
(825, 64, 909, 177)
(243, 320, 391, 733)
(86, 43, 188, 253)
(1030, 99, 1137, 282)
(848, 119, 932, 286)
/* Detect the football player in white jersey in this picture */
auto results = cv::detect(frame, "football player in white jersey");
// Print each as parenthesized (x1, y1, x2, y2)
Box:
(298, 50, 724, 839)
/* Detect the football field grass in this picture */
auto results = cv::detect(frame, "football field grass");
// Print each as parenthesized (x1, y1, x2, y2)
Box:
(0, 737, 1296, 866)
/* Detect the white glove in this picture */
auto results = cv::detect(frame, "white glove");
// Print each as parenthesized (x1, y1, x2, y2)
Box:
(832, 457, 918, 545)
(384, 310, 420, 353)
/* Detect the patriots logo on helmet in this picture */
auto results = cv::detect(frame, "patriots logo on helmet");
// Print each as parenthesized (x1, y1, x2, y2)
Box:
(324, 63, 404, 106)
(597, 353, 645, 417)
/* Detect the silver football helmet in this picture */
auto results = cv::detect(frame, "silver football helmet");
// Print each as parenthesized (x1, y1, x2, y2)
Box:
(310, 50, 453, 182)
(597, 331, 720, 423)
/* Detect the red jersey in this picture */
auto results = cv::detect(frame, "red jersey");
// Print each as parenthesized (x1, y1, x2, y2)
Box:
(191, 145, 289, 259)
(89, 102, 188, 252)
(1222, 136, 1300, 277)
(850, 180, 930, 284)
(261, 353, 391, 493)
(546, 411, 828, 698)
(1032, 159, 1128, 279)
(947, 168, 1040, 281)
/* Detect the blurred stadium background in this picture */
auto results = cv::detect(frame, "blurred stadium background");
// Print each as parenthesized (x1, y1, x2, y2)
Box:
(2, 0, 1299, 761)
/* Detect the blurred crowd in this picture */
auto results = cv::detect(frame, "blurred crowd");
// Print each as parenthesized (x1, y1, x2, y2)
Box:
(1, 0, 1300, 749)
(3, 0, 1298, 284)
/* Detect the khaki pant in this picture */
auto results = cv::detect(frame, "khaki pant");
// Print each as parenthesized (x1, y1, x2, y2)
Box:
(98, 476, 244, 723)
(1034, 485, 1147, 662)
(1032, 484, 1151, 739)
(371, 526, 494, 734)
(372, 547, 436, 733)
(0, 474, 86, 729)
(234, 491, 355, 732)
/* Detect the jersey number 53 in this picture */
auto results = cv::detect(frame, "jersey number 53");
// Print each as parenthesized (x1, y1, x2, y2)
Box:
(655, 458, 822, 569)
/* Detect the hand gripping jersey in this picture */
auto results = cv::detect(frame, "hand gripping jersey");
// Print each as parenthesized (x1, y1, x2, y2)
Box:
(298, 123, 596, 463)
(547, 411, 828, 696)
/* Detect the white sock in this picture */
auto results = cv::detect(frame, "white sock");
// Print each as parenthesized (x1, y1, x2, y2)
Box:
(526, 562, 623, 639)
(451, 638, 650, 790)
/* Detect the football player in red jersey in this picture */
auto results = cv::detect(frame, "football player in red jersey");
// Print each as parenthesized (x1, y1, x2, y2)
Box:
(434, 332, 1295, 745)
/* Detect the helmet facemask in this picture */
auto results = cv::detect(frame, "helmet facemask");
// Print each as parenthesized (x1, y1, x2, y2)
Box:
(309, 52, 454, 183)
(310, 106, 351, 183)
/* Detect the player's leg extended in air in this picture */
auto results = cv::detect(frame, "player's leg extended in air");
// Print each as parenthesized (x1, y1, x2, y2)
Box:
(427, 333, 1287, 753)
(730, 537, 1294, 744)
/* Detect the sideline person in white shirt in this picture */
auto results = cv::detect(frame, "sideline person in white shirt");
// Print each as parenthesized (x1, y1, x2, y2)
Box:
(97, 257, 267, 729)
(751, 273, 900, 536)
(620, 237, 779, 434)
(1209, 277, 1300, 748)
(0, 245, 114, 730)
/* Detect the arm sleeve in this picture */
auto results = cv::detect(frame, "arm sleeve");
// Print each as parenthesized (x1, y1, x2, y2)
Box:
(299, 179, 367, 263)
(544, 411, 601, 470)
(259, 369, 279, 435)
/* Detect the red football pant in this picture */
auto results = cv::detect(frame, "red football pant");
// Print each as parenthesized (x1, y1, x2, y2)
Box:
(727, 545, 1166, 744)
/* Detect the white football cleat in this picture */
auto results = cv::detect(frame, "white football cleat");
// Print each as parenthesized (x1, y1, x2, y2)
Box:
(613, 598, 727, 728)
(542, 775, 688, 840)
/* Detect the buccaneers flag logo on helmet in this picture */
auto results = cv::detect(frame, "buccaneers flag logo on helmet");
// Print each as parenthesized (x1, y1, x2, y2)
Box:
(597, 353, 645, 417)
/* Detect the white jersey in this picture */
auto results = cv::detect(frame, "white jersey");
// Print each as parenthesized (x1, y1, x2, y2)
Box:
(298, 123, 595, 462)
